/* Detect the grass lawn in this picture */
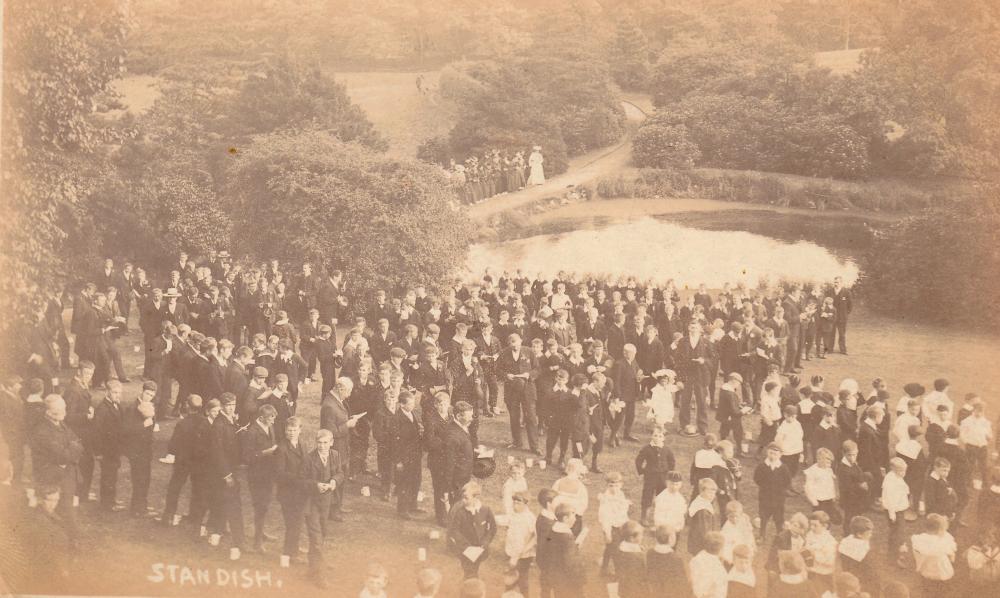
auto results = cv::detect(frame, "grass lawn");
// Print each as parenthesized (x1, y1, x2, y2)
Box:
(332, 71, 455, 160)
(24, 302, 1000, 597)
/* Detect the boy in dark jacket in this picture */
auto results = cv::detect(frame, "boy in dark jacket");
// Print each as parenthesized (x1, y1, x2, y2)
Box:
(612, 520, 647, 598)
(634, 427, 675, 525)
(753, 442, 792, 541)
(646, 525, 690, 598)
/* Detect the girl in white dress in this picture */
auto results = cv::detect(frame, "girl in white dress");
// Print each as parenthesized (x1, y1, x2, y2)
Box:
(527, 146, 545, 185)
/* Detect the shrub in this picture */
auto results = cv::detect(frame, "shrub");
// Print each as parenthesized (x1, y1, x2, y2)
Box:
(416, 136, 452, 166)
(632, 123, 700, 169)
(864, 189, 1000, 330)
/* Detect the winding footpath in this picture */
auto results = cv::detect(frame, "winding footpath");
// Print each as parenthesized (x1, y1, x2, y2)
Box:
(467, 98, 649, 222)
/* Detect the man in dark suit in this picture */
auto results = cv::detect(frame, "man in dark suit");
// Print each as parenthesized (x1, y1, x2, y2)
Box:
(274, 415, 309, 568)
(782, 287, 803, 373)
(161, 288, 189, 327)
(443, 401, 475, 502)
(394, 390, 424, 518)
(829, 277, 853, 354)
(121, 383, 157, 517)
(315, 325, 342, 395)
(674, 322, 717, 436)
(320, 377, 358, 521)
(425, 392, 453, 526)
(62, 362, 96, 502)
(185, 397, 220, 538)
(31, 395, 84, 541)
(368, 318, 397, 366)
(241, 403, 279, 552)
(93, 380, 125, 511)
(170, 325, 197, 416)
(139, 288, 165, 375)
(160, 394, 205, 527)
(272, 340, 308, 404)
(148, 321, 174, 418)
(496, 334, 538, 452)
(611, 343, 642, 442)
(207, 393, 245, 560)
(303, 428, 345, 588)
(291, 262, 318, 323)
(194, 338, 225, 400)
(605, 313, 627, 360)
(96, 258, 116, 296)
(224, 346, 253, 399)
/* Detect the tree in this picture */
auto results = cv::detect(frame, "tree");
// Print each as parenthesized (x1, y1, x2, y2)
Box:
(226, 58, 388, 152)
(631, 124, 700, 169)
(227, 131, 471, 301)
(1, 0, 132, 369)
(608, 12, 652, 90)
(853, 0, 1000, 179)
(864, 186, 1000, 330)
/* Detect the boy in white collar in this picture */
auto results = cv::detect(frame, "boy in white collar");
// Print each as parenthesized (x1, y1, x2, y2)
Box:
(687, 478, 719, 556)
(612, 521, 646, 598)
(881, 457, 910, 562)
(504, 491, 536, 598)
(653, 471, 686, 534)
(646, 525, 686, 592)
(754, 443, 792, 541)
(720, 500, 756, 565)
(727, 544, 756, 598)
(502, 460, 528, 517)
(804, 510, 838, 591)
(774, 404, 805, 482)
(413, 567, 441, 598)
(598, 472, 631, 575)
(804, 448, 840, 525)
(838, 516, 879, 596)
(959, 397, 992, 484)
(911, 513, 957, 596)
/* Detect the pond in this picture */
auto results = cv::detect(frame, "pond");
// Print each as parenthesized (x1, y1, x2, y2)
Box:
(464, 213, 865, 289)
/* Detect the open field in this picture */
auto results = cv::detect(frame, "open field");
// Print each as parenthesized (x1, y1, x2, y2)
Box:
(22, 302, 1000, 597)
(333, 71, 455, 159)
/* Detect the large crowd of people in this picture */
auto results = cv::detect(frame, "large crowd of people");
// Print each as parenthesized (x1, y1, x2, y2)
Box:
(2, 252, 999, 597)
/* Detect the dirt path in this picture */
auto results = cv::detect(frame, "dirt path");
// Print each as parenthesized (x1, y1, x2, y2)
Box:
(467, 99, 649, 221)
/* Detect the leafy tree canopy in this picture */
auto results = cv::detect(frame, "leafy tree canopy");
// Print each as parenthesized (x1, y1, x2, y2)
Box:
(227, 131, 472, 301)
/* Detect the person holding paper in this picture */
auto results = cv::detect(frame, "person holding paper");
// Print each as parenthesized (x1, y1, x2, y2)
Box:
(320, 376, 357, 521)
(447, 480, 497, 579)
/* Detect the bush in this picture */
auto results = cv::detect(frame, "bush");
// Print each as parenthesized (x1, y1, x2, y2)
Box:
(864, 189, 1000, 330)
(632, 123, 700, 169)
(416, 136, 452, 166)
(646, 94, 872, 179)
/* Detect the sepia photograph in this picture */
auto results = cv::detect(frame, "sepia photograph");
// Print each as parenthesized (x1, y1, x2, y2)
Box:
(1, 0, 998, 596)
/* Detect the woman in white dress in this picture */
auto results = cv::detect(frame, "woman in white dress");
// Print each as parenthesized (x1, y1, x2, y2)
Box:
(527, 145, 545, 185)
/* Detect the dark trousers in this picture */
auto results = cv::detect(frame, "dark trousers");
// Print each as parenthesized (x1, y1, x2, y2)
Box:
(719, 414, 744, 448)
(759, 500, 786, 537)
(108, 340, 126, 380)
(815, 499, 843, 525)
(590, 423, 604, 468)
(513, 557, 533, 596)
(349, 430, 369, 476)
(99, 453, 121, 509)
(248, 476, 274, 544)
(301, 344, 318, 378)
(680, 384, 709, 433)
(833, 319, 848, 352)
(886, 512, 904, 559)
(377, 445, 395, 498)
(430, 465, 449, 525)
(622, 400, 637, 436)
(484, 374, 499, 412)
(155, 374, 174, 418)
(127, 453, 151, 513)
(784, 335, 800, 371)
(602, 525, 624, 570)
(306, 498, 332, 574)
(279, 497, 306, 556)
(967, 445, 989, 483)
(505, 389, 539, 451)
(187, 469, 213, 531)
(397, 458, 422, 514)
(641, 474, 667, 515)
(77, 446, 95, 499)
(781, 453, 801, 479)
(540, 570, 554, 598)
(162, 460, 193, 521)
(320, 362, 336, 395)
(210, 479, 246, 549)
(459, 550, 487, 579)
(545, 421, 570, 462)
